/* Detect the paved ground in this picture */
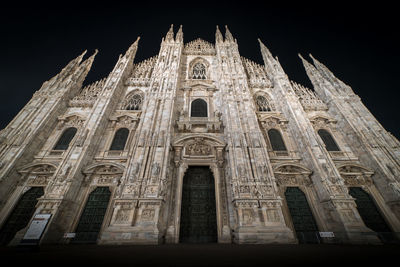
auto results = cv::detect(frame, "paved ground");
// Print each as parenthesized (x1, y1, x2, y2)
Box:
(1, 243, 399, 266)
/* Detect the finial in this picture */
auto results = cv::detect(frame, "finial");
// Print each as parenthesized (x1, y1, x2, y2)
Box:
(166, 24, 174, 41)
(176, 25, 183, 42)
(225, 25, 234, 41)
(216, 25, 223, 43)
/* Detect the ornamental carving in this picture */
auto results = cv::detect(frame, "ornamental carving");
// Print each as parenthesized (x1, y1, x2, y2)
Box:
(185, 138, 212, 156)
(58, 114, 85, 128)
(69, 78, 106, 108)
(291, 81, 327, 111)
(338, 164, 374, 187)
(83, 163, 124, 186)
(141, 209, 155, 221)
(274, 164, 313, 187)
(184, 38, 216, 55)
(19, 163, 57, 186)
(242, 209, 255, 225)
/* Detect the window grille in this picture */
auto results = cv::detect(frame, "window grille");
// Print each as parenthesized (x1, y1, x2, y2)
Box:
(268, 129, 287, 151)
(317, 129, 340, 151)
(53, 127, 77, 150)
(191, 99, 208, 117)
(109, 128, 129, 151)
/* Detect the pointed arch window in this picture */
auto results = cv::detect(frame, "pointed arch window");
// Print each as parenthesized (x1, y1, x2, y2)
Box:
(192, 63, 207, 79)
(256, 95, 271, 112)
(124, 93, 143, 110)
(109, 128, 129, 151)
(268, 129, 287, 151)
(191, 99, 208, 117)
(318, 129, 340, 151)
(53, 127, 77, 150)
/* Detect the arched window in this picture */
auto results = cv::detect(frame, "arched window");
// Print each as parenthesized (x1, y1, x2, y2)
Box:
(53, 127, 77, 150)
(191, 99, 208, 117)
(192, 63, 207, 79)
(255, 95, 271, 112)
(317, 129, 340, 151)
(124, 93, 143, 110)
(109, 128, 129, 150)
(268, 129, 287, 151)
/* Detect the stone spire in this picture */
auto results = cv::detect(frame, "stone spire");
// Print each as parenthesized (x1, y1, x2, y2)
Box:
(299, 53, 352, 96)
(126, 36, 140, 57)
(258, 38, 285, 77)
(258, 39, 275, 63)
(41, 50, 87, 89)
(69, 49, 98, 88)
(298, 53, 324, 91)
(175, 25, 183, 42)
(215, 25, 223, 43)
(309, 53, 352, 94)
(165, 24, 174, 42)
(225, 25, 234, 42)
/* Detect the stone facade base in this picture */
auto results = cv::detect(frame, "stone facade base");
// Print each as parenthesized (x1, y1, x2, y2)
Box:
(345, 231, 382, 245)
(98, 226, 162, 245)
(232, 226, 297, 244)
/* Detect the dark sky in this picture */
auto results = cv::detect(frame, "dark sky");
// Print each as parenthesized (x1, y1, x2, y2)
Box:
(1, 2, 398, 139)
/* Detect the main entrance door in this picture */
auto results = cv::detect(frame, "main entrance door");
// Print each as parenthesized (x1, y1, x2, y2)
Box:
(72, 187, 111, 244)
(285, 187, 321, 244)
(0, 187, 44, 245)
(349, 187, 395, 243)
(179, 166, 217, 243)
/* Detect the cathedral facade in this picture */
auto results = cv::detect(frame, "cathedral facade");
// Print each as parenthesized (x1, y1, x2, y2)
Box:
(1, 25, 399, 246)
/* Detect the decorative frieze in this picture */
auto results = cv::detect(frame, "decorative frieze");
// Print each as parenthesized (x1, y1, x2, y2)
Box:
(69, 78, 106, 107)
(183, 38, 216, 55)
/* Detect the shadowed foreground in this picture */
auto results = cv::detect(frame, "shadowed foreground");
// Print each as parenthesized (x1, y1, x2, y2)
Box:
(0, 244, 399, 266)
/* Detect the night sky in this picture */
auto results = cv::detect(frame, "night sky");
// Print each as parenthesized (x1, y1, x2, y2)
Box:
(1, 2, 398, 139)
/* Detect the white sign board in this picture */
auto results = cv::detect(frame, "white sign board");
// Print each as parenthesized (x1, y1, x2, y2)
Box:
(64, 233, 76, 238)
(23, 214, 51, 241)
(319, 232, 335, 238)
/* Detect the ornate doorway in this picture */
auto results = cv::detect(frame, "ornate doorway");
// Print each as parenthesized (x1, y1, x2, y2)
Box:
(285, 187, 320, 244)
(349, 187, 395, 243)
(72, 187, 111, 244)
(179, 166, 217, 243)
(0, 187, 44, 245)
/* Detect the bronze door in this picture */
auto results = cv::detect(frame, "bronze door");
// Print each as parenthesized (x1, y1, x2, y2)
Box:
(179, 166, 217, 243)
(72, 187, 111, 244)
(349, 187, 396, 243)
(0, 187, 44, 245)
(285, 187, 321, 244)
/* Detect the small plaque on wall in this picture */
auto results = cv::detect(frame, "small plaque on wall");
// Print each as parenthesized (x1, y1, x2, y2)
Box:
(319, 232, 335, 238)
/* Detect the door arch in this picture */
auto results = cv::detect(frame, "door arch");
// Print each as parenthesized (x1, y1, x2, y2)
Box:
(284, 187, 320, 244)
(0, 187, 44, 245)
(72, 187, 111, 244)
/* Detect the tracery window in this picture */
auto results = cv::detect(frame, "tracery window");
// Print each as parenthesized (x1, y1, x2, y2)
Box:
(53, 127, 77, 150)
(191, 99, 208, 117)
(192, 63, 207, 79)
(268, 129, 287, 151)
(317, 129, 340, 151)
(109, 128, 129, 151)
(123, 93, 143, 110)
(256, 95, 271, 112)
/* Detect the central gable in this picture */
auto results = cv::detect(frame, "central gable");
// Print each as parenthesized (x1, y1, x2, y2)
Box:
(184, 38, 216, 55)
